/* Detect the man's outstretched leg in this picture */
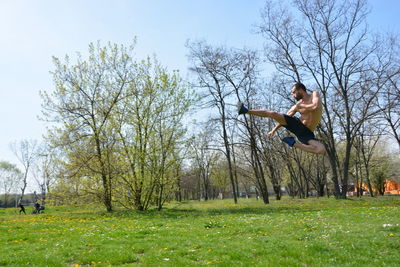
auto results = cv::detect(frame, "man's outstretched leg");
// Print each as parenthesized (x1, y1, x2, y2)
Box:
(237, 103, 286, 125)
(282, 137, 326, 154)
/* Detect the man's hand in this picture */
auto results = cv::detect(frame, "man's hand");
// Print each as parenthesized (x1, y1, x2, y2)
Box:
(287, 103, 298, 116)
(267, 130, 275, 137)
(269, 123, 282, 137)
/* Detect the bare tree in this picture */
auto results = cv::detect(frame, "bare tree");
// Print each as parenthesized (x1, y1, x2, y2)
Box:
(33, 148, 57, 206)
(10, 139, 40, 203)
(228, 49, 273, 204)
(353, 116, 385, 197)
(0, 161, 22, 207)
(189, 125, 219, 201)
(258, 0, 389, 198)
(373, 35, 400, 151)
(186, 40, 277, 203)
(187, 40, 239, 203)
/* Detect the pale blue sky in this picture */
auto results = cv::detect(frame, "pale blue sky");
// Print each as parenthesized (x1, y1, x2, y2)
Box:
(0, 0, 399, 173)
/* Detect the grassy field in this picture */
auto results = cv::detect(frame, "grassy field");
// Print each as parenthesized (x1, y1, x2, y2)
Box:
(0, 197, 399, 266)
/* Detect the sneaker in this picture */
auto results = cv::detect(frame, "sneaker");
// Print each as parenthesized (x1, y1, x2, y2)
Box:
(237, 102, 248, 115)
(282, 137, 296, 147)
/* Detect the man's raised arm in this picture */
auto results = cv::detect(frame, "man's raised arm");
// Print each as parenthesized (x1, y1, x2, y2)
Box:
(296, 91, 321, 112)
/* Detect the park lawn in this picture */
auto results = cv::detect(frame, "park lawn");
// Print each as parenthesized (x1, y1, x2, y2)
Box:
(0, 197, 399, 266)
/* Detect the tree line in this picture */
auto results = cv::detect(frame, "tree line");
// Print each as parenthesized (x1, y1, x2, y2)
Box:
(1, 0, 399, 211)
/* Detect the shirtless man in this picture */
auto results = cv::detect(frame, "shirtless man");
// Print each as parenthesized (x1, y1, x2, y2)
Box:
(238, 82, 326, 154)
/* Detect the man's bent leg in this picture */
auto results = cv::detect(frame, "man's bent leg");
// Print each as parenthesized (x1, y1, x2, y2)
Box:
(247, 110, 287, 125)
(293, 140, 326, 154)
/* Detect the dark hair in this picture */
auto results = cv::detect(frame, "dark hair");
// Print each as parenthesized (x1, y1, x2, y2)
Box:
(293, 82, 307, 92)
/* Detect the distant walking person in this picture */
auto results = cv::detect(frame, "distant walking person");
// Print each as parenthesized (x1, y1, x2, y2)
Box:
(238, 82, 326, 155)
(18, 203, 26, 215)
(34, 201, 41, 214)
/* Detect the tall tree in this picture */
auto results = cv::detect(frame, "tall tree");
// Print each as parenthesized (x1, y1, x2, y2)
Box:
(0, 161, 22, 207)
(373, 35, 400, 151)
(189, 124, 220, 201)
(33, 148, 57, 206)
(187, 40, 239, 203)
(258, 0, 389, 198)
(187, 41, 272, 203)
(352, 118, 384, 197)
(41, 41, 137, 211)
(42, 40, 194, 211)
(10, 139, 40, 203)
(112, 57, 194, 211)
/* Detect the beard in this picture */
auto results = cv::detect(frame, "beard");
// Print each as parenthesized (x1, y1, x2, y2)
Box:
(294, 94, 302, 101)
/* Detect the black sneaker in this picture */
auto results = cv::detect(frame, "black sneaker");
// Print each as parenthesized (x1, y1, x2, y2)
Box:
(282, 137, 296, 147)
(237, 102, 248, 115)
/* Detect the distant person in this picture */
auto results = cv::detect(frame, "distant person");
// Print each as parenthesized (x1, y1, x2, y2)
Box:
(34, 201, 41, 214)
(238, 82, 326, 154)
(18, 203, 26, 215)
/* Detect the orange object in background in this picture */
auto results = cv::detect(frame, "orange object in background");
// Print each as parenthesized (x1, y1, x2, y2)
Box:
(351, 180, 400, 195)
(385, 180, 400, 195)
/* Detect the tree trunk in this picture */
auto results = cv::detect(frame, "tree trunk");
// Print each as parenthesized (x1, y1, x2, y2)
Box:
(340, 137, 352, 199)
(326, 147, 341, 198)
(221, 115, 238, 204)
(18, 171, 28, 204)
(95, 136, 112, 212)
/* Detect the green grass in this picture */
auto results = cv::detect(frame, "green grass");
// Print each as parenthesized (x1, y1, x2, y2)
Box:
(1, 197, 399, 266)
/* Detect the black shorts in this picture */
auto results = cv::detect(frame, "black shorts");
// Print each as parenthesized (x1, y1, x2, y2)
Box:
(283, 115, 315, 144)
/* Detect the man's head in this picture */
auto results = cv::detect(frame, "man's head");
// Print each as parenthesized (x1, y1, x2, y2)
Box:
(291, 82, 307, 101)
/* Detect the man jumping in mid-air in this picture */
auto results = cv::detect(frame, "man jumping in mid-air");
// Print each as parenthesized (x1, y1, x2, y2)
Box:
(238, 82, 326, 154)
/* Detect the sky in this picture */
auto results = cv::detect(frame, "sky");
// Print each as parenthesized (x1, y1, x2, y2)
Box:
(0, 0, 399, 190)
